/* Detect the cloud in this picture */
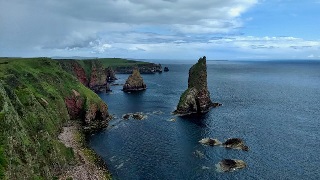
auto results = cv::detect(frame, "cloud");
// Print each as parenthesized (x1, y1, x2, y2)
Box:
(0, 0, 258, 55)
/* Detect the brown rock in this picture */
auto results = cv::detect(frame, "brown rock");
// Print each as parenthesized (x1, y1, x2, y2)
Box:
(174, 56, 219, 115)
(123, 68, 146, 92)
(222, 138, 249, 151)
(218, 159, 247, 172)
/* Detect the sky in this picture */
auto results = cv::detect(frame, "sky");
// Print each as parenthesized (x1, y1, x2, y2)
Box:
(0, 0, 320, 60)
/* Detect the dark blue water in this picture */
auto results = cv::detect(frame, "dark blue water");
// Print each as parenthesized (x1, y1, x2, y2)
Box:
(89, 60, 320, 180)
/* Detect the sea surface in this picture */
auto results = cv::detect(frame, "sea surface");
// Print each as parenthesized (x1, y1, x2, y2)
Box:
(89, 60, 320, 180)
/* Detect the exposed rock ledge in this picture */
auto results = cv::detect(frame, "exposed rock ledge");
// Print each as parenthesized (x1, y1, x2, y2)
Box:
(174, 56, 220, 115)
(58, 123, 111, 180)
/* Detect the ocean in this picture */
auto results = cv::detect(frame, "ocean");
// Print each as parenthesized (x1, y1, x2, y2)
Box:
(89, 60, 320, 180)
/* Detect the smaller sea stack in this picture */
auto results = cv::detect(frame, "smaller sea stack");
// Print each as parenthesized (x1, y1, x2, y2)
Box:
(123, 68, 147, 92)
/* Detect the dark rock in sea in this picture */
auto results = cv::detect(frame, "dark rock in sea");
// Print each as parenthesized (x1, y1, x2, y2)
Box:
(218, 159, 247, 172)
(122, 112, 147, 120)
(132, 112, 147, 120)
(199, 138, 221, 146)
(174, 56, 219, 115)
(122, 113, 131, 120)
(106, 67, 117, 82)
(123, 68, 147, 92)
(164, 67, 169, 72)
(222, 138, 249, 151)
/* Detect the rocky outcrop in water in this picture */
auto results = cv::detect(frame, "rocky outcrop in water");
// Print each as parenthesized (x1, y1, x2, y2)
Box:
(106, 67, 117, 82)
(174, 56, 218, 115)
(218, 159, 247, 172)
(123, 69, 147, 92)
(199, 138, 221, 146)
(164, 67, 169, 72)
(222, 138, 249, 151)
(122, 112, 147, 120)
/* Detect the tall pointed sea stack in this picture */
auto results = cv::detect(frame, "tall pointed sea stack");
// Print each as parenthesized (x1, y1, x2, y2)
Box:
(174, 56, 217, 115)
(123, 68, 147, 92)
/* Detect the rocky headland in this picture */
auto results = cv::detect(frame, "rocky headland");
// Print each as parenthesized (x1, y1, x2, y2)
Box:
(174, 56, 219, 115)
(123, 68, 147, 92)
(0, 58, 112, 179)
(114, 63, 162, 74)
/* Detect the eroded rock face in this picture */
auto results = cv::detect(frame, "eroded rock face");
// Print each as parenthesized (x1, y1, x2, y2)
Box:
(65, 90, 110, 131)
(218, 159, 247, 172)
(123, 69, 147, 92)
(89, 61, 108, 93)
(223, 138, 249, 151)
(174, 56, 216, 115)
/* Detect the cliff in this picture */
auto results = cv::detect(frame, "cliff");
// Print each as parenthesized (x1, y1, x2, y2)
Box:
(114, 63, 162, 74)
(123, 68, 147, 92)
(0, 58, 111, 179)
(60, 60, 110, 93)
(174, 56, 216, 115)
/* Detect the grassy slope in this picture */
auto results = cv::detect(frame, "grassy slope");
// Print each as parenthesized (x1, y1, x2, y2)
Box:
(0, 58, 108, 179)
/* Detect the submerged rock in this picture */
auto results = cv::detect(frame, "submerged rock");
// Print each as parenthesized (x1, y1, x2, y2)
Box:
(193, 150, 204, 158)
(123, 68, 147, 92)
(199, 138, 221, 146)
(218, 159, 247, 172)
(174, 56, 219, 115)
(222, 138, 249, 151)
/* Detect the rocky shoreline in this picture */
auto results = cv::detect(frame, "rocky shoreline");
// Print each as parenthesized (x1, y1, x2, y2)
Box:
(58, 122, 111, 180)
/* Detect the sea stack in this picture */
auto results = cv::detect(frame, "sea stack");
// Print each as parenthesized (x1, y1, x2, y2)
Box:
(123, 68, 147, 92)
(174, 56, 216, 115)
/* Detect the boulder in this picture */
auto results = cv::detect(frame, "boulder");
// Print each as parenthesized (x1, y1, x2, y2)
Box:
(199, 138, 221, 146)
(218, 159, 247, 172)
(222, 138, 249, 151)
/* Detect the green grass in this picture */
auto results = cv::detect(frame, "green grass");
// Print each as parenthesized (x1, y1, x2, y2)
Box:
(0, 57, 109, 179)
(97, 58, 149, 68)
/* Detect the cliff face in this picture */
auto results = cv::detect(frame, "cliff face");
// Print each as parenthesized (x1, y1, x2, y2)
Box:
(115, 63, 162, 74)
(60, 60, 111, 93)
(0, 58, 111, 179)
(123, 68, 147, 92)
(89, 60, 108, 93)
(174, 56, 213, 115)
(59, 60, 88, 86)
